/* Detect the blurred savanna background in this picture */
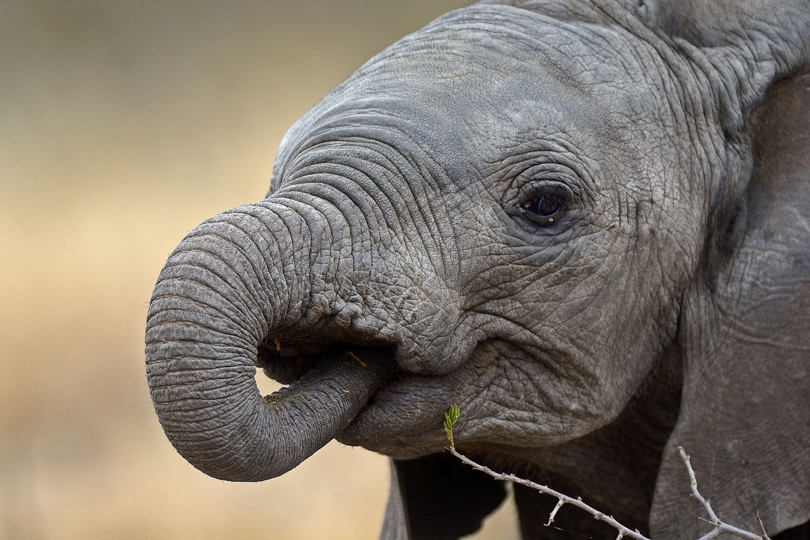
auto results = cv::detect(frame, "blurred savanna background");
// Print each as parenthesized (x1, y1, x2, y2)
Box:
(0, 0, 519, 538)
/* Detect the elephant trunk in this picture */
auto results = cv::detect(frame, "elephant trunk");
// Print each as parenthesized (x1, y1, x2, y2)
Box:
(145, 200, 394, 481)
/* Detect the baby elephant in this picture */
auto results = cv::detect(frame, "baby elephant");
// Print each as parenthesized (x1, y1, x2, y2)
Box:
(145, 0, 810, 538)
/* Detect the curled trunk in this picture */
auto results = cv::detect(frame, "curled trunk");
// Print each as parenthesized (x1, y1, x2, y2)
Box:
(145, 201, 393, 481)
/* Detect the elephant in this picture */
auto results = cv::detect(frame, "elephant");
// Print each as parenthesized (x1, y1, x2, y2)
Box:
(144, 0, 810, 538)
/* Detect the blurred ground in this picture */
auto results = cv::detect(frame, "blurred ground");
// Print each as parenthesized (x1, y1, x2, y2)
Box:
(0, 1, 518, 538)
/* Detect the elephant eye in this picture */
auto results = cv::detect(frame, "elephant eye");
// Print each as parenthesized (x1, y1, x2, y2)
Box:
(519, 186, 570, 226)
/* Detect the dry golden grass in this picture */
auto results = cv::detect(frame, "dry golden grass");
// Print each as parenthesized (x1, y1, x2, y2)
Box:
(1, 1, 518, 538)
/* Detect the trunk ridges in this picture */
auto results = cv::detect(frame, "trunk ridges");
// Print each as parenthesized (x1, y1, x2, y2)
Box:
(145, 202, 396, 481)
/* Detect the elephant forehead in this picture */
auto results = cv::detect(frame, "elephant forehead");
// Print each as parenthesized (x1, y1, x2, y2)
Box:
(275, 5, 673, 181)
(350, 5, 661, 112)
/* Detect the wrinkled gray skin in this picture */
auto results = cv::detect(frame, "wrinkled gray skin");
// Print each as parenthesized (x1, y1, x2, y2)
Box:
(145, 0, 810, 538)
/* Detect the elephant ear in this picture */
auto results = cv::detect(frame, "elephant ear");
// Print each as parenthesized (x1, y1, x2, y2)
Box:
(648, 3, 810, 533)
(379, 454, 507, 540)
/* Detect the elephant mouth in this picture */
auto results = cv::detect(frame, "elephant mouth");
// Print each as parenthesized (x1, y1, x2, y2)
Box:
(254, 340, 406, 429)
(254, 340, 456, 458)
(250, 335, 580, 465)
(255, 340, 399, 386)
(255, 339, 324, 386)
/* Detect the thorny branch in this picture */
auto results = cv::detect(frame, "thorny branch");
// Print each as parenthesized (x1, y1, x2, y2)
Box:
(678, 447, 771, 540)
(442, 406, 773, 540)
(446, 446, 649, 540)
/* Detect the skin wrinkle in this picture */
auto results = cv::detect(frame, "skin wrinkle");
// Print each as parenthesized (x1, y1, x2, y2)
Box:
(364, 136, 459, 285)
(285, 167, 385, 246)
(158, 419, 255, 446)
(460, 311, 590, 384)
(150, 278, 259, 345)
(542, 255, 618, 328)
(218, 205, 301, 330)
(216, 205, 292, 286)
(149, 273, 250, 333)
(467, 366, 590, 440)
(283, 181, 376, 254)
(154, 365, 256, 392)
(170, 230, 276, 332)
(148, 360, 254, 385)
(163, 237, 265, 324)
(175, 228, 270, 315)
(267, 202, 318, 315)
(147, 307, 253, 353)
(493, 137, 600, 198)
(464, 246, 567, 308)
(219, 207, 290, 296)
(282, 206, 333, 311)
(296, 164, 401, 250)
(279, 151, 465, 370)
(284, 139, 452, 289)
(539, 7, 672, 106)
(277, 195, 359, 314)
(227, 204, 295, 307)
(266, 196, 346, 303)
(286, 111, 453, 194)
(354, 158, 454, 286)
(156, 391, 254, 423)
(150, 372, 253, 422)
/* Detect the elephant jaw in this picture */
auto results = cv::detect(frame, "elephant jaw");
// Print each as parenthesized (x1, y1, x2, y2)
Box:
(264, 340, 506, 462)
(336, 339, 618, 461)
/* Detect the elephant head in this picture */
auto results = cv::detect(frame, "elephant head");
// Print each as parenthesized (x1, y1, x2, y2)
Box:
(145, 0, 810, 538)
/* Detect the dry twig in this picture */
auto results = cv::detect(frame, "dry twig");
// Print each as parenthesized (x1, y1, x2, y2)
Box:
(678, 447, 771, 540)
(442, 406, 772, 540)
(447, 445, 649, 540)
(443, 406, 647, 539)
